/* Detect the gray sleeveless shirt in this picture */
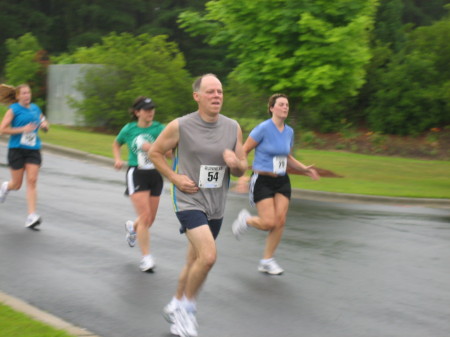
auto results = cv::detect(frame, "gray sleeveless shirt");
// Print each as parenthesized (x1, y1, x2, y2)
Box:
(171, 111, 238, 219)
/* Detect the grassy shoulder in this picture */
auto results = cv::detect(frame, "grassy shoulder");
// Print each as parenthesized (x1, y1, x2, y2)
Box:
(38, 125, 450, 199)
(0, 303, 76, 337)
(291, 150, 450, 199)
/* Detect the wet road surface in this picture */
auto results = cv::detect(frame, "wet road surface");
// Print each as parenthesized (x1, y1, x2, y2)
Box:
(1, 144, 449, 337)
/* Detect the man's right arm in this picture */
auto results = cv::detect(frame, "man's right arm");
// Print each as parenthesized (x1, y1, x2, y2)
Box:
(149, 119, 179, 183)
(149, 120, 200, 194)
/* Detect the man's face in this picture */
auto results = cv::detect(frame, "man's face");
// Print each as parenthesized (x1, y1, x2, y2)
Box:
(194, 76, 223, 115)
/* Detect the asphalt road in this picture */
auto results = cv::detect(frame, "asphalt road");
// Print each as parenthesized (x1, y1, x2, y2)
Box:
(1, 144, 450, 337)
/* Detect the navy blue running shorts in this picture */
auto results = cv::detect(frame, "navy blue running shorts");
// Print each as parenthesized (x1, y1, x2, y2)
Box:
(176, 210, 223, 239)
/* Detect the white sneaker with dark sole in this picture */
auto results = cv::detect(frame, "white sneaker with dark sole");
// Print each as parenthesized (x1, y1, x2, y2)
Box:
(258, 259, 284, 275)
(139, 255, 155, 272)
(25, 213, 41, 229)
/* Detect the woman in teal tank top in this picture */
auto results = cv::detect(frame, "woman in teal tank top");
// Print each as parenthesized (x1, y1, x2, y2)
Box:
(113, 96, 165, 272)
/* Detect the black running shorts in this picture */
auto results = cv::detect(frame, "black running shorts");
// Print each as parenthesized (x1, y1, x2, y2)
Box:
(249, 172, 291, 206)
(125, 167, 163, 196)
(7, 148, 42, 170)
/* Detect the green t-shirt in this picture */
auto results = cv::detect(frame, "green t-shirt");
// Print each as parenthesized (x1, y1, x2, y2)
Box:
(116, 121, 164, 168)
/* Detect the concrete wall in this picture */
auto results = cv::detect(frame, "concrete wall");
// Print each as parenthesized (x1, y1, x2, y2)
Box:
(46, 64, 98, 126)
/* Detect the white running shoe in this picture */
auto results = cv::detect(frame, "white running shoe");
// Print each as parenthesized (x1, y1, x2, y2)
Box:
(258, 258, 284, 275)
(125, 220, 136, 247)
(25, 213, 41, 229)
(0, 181, 9, 203)
(139, 255, 155, 272)
(232, 209, 250, 240)
(173, 306, 198, 337)
(170, 324, 180, 336)
(163, 301, 178, 324)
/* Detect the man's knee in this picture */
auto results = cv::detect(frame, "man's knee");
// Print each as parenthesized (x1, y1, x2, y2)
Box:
(199, 250, 216, 269)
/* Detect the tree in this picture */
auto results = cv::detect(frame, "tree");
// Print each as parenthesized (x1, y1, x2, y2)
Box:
(179, 0, 378, 130)
(5, 33, 48, 106)
(402, 0, 448, 26)
(367, 14, 450, 134)
(0, 0, 232, 80)
(64, 33, 194, 130)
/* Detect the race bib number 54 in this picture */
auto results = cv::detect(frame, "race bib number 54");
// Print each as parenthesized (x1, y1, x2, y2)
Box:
(198, 165, 226, 188)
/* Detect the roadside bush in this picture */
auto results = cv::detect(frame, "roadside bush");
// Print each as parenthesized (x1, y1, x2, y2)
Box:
(367, 16, 450, 135)
(63, 33, 193, 130)
(5, 33, 48, 107)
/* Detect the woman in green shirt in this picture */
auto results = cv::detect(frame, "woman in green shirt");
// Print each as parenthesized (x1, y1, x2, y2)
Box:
(113, 96, 165, 272)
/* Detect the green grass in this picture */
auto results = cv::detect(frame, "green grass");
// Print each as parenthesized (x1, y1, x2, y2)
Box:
(291, 150, 450, 198)
(40, 124, 127, 159)
(0, 303, 76, 337)
(37, 124, 450, 199)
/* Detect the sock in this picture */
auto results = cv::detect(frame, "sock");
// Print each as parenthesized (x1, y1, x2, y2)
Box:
(261, 258, 274, 264)
(182, 295, 197, 313)
(170, 296, 181, 307)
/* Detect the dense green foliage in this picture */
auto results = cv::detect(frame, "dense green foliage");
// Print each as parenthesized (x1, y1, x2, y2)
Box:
(368, 16, 450, 134)
(179, 0, 377, 130)
(0, 0, 448, 135)
(4, 33, 47, 106)
(62, 33, 194, 129)
(0, 0, 230, 78)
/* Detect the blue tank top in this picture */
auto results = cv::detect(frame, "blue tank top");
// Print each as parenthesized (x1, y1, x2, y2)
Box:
(8, 102, 42, 150)
(249, 119, 294, 175)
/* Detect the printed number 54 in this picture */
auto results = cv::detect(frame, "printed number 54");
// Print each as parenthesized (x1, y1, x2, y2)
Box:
(208, 172, 219, 182)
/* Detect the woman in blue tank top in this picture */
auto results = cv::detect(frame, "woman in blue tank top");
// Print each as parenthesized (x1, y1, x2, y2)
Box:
(0, 84, 49, 228)
(232, 93, 320, 275)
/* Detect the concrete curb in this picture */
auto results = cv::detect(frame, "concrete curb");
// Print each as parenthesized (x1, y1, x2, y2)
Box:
(41, 143, 115, 167)
(0, 291, 101, 337)
(289, 189, 450, 209)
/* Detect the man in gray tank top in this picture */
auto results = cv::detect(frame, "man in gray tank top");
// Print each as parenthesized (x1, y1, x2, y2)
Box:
(150, 74, 247, 337)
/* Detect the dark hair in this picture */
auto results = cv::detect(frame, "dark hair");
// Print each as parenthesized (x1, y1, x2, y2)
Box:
(192, 73, 218, 92)
(128, 96, 155, 120)
(267, 93, 288, 116)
